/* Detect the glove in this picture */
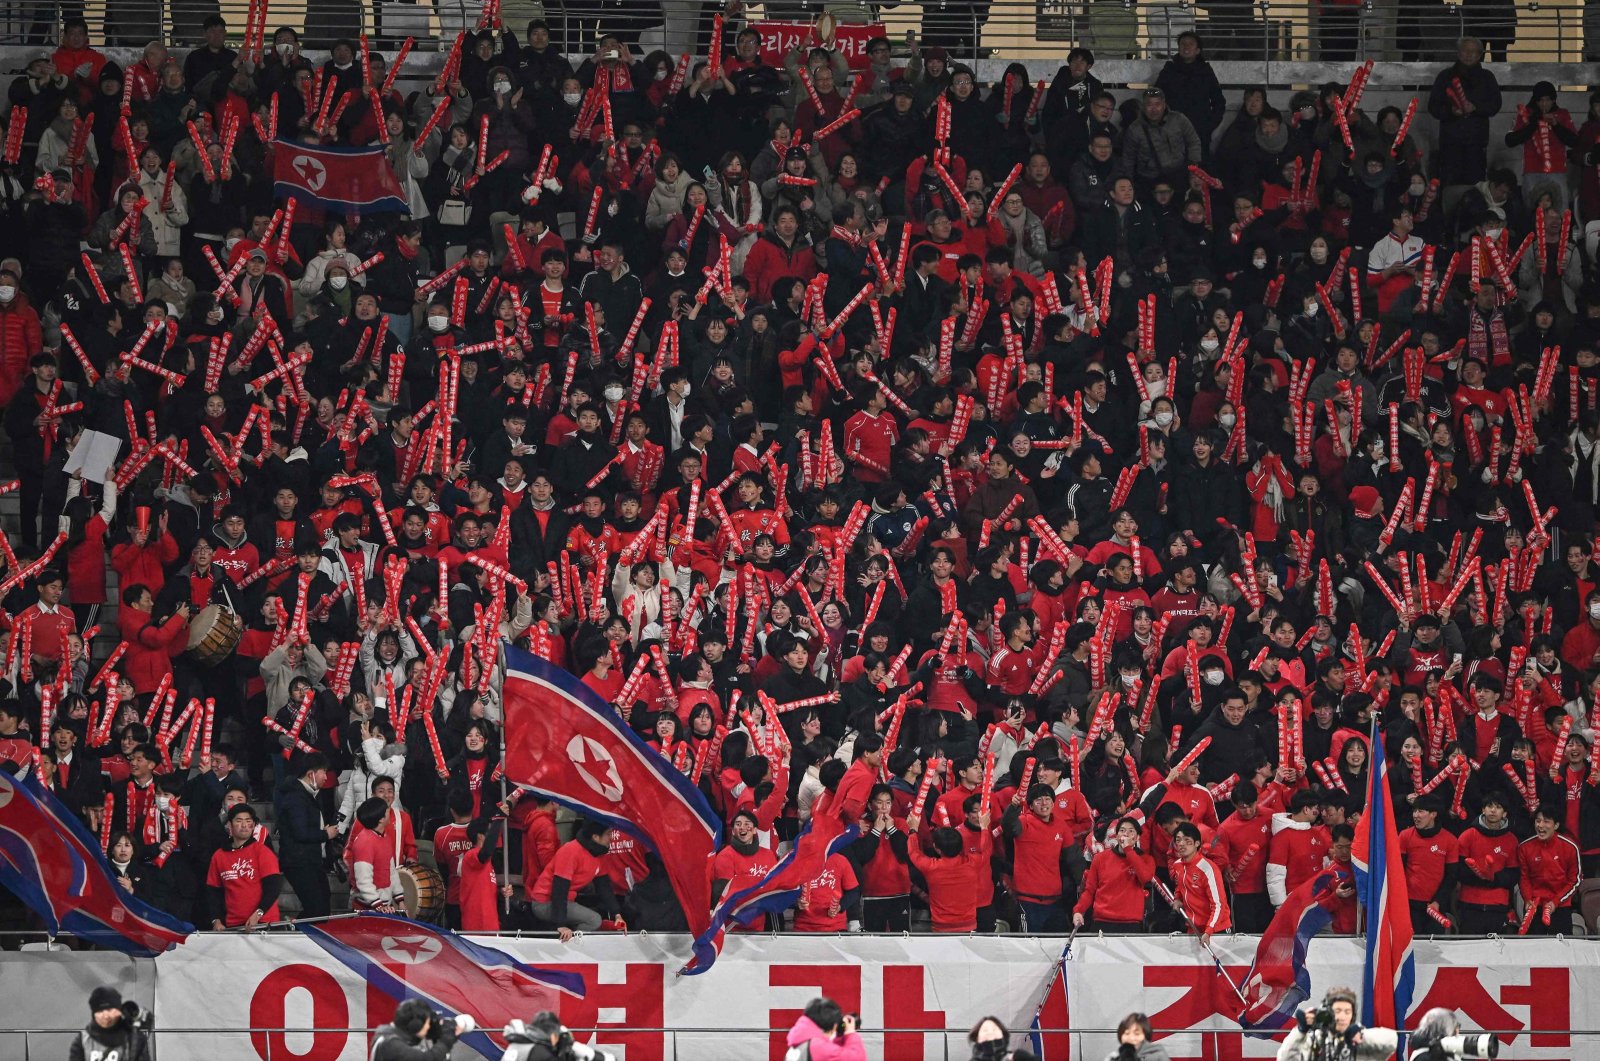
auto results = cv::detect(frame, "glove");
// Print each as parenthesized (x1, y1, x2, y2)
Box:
(1342, 1021, 1364, 1044)
(453, 1014, 477, 1035)
(1295, 1008, 1314, 1034)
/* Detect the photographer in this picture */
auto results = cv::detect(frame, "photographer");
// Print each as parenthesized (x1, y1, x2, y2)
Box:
(1103, 1013, 1170, 1061)
(370, 998, 475, 1061)
(503, 1011, 617, 1061)
(1407, 1008, 1498, 1060)
(1276, 988, 1399, 1061)
(783, 997, 867, 1061)
(70, 987, 150, 1061)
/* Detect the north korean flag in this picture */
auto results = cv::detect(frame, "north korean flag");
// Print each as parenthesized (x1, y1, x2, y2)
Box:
(1239, 865, 1351, 1031)
(683, 789, 857, 974)
(272, 140, 409, 214)
(1352, 718, 1416, 1030)
(502, 646, 722, 944)
(301, 914, 583, 1059)
(0, 768, 192, 955)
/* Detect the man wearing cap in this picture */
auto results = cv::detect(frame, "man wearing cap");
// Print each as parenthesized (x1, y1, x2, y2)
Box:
(75, 986, 149, 1061)
(235, 248, 290, 331)
(861, 80, 924, 183)
(206, 803, 284, 929)
(1120, 87, 1202, 193)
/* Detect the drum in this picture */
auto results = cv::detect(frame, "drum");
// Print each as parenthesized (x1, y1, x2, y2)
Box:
(399, 864, 446, 922)
(186, 605, 243, 666)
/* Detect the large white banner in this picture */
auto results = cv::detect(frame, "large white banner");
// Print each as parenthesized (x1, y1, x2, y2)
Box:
(1065, 934, 1600, 1061)
(153, 933, 1064, 1061)
(9, 933, 1590, 1061)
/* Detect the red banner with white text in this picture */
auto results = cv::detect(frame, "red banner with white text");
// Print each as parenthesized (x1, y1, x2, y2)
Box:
(751, 21, 888, 69)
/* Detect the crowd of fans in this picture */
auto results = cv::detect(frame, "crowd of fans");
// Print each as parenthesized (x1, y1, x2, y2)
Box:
(0, 12, 1596, 945)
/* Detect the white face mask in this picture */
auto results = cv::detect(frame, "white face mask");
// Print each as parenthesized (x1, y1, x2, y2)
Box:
(1199, 338, 1219, 352)
(0, 285, 14, 302)
(604, 386, 625, 401)
(1409, 182, 1425, 196)
(494, 80, 511, 95)
(1219, 413, 1236, 429)
(681, 383, 691, 398)
(1121, 673, 1139, 686)
(329, 275, 348, 290)
(1202, 670, 1224, 686)
(1303, 301, 1319, 317)
(276, 42, 294, 56)
(1252, 257, 1267, 270)
(655, 68, 669, 80)
(563, 92, 583, 106)
(224, 237, 241, 256)
(1309, 246, 1328, 264)
(1153, 410, 1174, 427)
(1589, 602, 1600, 620)
(428, 316, 449, 333)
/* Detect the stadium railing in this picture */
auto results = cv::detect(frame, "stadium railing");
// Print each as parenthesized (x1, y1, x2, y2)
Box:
(4, 1025, 1595, 1061)
(1, 0, 1596, 64)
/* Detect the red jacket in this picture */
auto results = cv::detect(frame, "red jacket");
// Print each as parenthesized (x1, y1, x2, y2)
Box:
(0, 296, 43, 408)
(112, 534, 180, 594)
(833, 759, 878, 825)
(117, 606, 189, 695)
(1074, 845, 1155, 923)
(742, 232, 819, 304)
(1172, 851, 1231, 934)
(1518, 832, 1581, 905)
(1456, 822, 1519, 906)
(65, 514, 109, 606)
(1210, 807, 1271, 894)
(1267, 813, 1330, 905)
(909, 838, 984, 930)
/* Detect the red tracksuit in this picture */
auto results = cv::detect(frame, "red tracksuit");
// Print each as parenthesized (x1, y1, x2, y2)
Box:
(910, 841, 984, 931)
(1075, 845, 1155, 924)
(843, 410, 897, 482)
(985, 642, 1042, 696)
(1172, 852, 1232, 935)
(1518, 832, 1581, 907)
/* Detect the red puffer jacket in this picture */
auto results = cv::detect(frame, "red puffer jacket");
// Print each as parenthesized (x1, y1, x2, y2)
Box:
(0, 295, 43, 408)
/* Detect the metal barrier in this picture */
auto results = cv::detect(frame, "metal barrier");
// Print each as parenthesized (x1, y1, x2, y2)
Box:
(7, 1025, 1600, 1061)
(0, 0, 1594, 63)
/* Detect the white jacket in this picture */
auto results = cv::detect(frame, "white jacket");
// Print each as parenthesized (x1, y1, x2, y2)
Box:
(337, 737, 406, 831)
(1276, 1023, 1397, 1061)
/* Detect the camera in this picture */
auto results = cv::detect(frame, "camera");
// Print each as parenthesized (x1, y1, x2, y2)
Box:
(121, 1000, 154, 1031)
(1409, 1008, 1497, 1060)
(1435, 1035, 1497, 1059)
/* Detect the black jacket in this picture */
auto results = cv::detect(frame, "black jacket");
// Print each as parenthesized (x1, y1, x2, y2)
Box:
(370, 1020, 459, 1061)
(272, 775, 327, 872)
(70, 1018, 149, 1061)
